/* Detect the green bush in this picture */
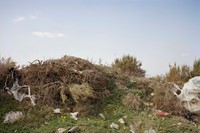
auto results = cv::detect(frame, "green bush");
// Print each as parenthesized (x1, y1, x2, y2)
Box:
(165, 63, 191, 85)
(112, 55, 145, 77)
(191, 59, 200, 77)
(165, 59, 200, 85)
(0, 57, 16, 89)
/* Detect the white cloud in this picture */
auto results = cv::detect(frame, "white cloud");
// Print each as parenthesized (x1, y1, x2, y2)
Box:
(29, 15, 37, 20)
(32, 32, 65, 38)
(57, 33, 65, 37)
(14, 15, 38, 22)
(14, 17, 26, 22)
(180, 52, 189, 57)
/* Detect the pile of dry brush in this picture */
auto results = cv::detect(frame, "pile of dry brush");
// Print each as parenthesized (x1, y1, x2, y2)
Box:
(6, 56, 111, 114)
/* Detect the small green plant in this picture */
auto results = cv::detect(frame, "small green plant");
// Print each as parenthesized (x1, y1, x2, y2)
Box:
(122, 93, 142, 110)
(165, 60, 200, 85)
(165, 63, 191, 85)
(0, 57, 16, 90)
(0, 56, 199, 133)
(112, 55, 145, 77)
(191, 59, 200, 77)
(151, 79, 183, 115)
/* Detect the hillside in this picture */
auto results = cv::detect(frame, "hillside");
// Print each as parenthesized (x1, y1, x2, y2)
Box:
(0, 56, 199, 133)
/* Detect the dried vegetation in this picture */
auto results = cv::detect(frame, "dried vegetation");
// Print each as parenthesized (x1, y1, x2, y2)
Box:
(2, 56, 111, 114)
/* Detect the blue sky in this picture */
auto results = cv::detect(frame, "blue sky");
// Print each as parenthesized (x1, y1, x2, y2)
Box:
(0, 0, 199, 76)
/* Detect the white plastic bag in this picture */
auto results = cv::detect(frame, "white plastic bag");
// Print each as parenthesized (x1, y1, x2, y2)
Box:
(5, 79, 36, 106)
(3, 111, 23, 124)
(172, 76, 200, 112)
(70, 112, 79, 120)
(110, 122, 119, 129)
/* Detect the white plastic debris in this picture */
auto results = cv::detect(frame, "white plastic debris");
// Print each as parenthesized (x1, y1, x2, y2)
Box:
(110, 122, 119, 129)
(172, 76, 200, 112)
(144, 128, 156, 133)
(70, 112, 78, 120)
(3, 111, 23, 124)
(99, 113, 106, 120)
(68, 126, 79, 133)
(53, 108, 61, 114)
(118, 118, 125, 124)
(123, 115, 128, 119)
(150, 93, 155, 96)
(130, 124, 135, 133)
(57, 128, 66, 133)
(5, 79, 36, 106)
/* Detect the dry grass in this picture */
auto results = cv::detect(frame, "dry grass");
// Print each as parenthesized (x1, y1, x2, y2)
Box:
(1, 56, 200, 132)
(122, 93, 142, 110)
(151, 79, 183, 115)
(112, 55, 145, 77)
(0, 57, 16, 89)
(3, 56, 111, 114)
(68, 83, 94, 103)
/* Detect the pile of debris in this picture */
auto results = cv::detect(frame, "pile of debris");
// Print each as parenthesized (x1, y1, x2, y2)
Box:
(151, 76, 200, 122)
(5, 56, 111, 114)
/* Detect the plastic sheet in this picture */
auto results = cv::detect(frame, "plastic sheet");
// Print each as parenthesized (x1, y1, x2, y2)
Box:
(172, 76, 200, 112)
(5, 79, 36, 106)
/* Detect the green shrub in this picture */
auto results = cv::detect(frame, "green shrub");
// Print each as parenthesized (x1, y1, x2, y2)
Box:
(112, 55, 145, 77)
(191, 59, 200, 77)
(165, 63, 191, 85)
(0, 57, 16, 89)
(165, 59, 200, 85)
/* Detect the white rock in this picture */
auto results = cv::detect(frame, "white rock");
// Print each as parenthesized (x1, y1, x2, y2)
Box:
(57, 128, 66, 133)
(53, 108, 61, 114)
(123, 115, 128, 119)
(150, 93, 155, 96)
(68, 126, 79, 132)
(110, 122, 119, 129)
(118, 118, 125, 124)
(3, 111, 23, 124)
(70, 112, 78, 120)
(130, 124, 135, 133)
(144, 128, 156, 133)
(99, 113, 106, 120)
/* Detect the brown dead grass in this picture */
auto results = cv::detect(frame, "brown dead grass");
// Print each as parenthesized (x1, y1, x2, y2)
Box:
(122, 76, 184, 116)
(122, 93, 142, 110)
(12, 56, 111, 113)
(151, 79, 183, 115)
(68, 83, 95, 103)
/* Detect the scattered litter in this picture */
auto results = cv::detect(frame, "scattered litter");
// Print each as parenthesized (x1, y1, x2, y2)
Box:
(153, 109, 169, 117)
(110, 122, 119, 129)
(57, 128, 66, 133)
(123, 115, 128, 119)
(130, 124, 135, 133)
(144, 128, 156, 133)
(172, 76, 200, 112)
(99, 113, 106, 120)
(5, 78, 36, 106)
(68, 126, 78, 133)
(144, 102, 154, 107)
(118, 118, 125, 124)
(3, 111, 23, 124)
(70, 112, 78, 120)
(182, 111, 200, 122)
(53, 108, 61, 114)
(149, 103, 153, 106)
(150, 93, 155, 96)
(177, 122, 182, 126)
(19, 56, 110, 112)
